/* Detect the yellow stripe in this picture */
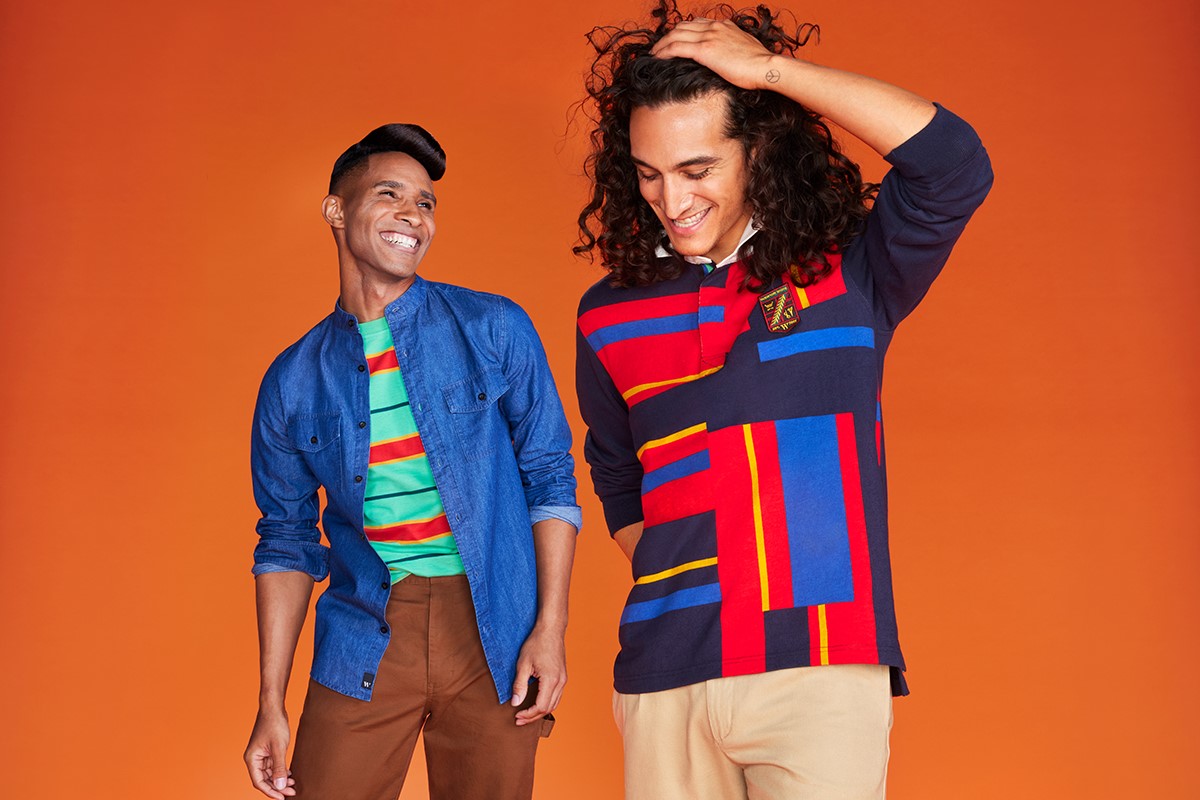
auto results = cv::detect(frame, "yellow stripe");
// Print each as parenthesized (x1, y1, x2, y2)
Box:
(621, 366, 722, 402)
(636, 422, 708, 460)
(374, 433, 419, 446)
(743, 425, 770, 612)
(817, 604, 830, 665)
(796, 286, 811, 309)
(634, 557, 718, 586)
(382, 531, 453, 546)
(371, 452, 423, 467)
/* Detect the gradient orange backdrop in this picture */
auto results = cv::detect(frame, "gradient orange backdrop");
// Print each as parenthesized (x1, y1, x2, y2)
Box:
(1, 1, 1196, 797)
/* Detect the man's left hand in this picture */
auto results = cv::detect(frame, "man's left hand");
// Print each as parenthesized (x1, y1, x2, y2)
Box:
(511, 623, 567, 725)
(650, 18, 779, 91)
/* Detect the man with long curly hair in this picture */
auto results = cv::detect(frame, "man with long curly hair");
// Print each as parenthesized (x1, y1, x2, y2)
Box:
(575, 3, 992, 797)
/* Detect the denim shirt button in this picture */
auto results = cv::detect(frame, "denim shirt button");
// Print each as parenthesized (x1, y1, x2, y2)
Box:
(354, 475, 363, 483)
(358, 421, 366, 429)
(379, 625, 388, 635)
(380, 581, 389, 590)
(357, 365, 366, 372)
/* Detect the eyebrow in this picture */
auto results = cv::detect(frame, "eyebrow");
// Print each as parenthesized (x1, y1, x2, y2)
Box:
(374, 180, 437, 204)
(631, 155, 721, 171)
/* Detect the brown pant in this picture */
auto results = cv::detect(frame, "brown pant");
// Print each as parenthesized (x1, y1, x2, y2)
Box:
(290, 575, 544, 800)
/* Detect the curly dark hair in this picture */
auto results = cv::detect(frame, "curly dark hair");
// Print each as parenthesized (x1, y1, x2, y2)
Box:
(575, 1, 876, 289)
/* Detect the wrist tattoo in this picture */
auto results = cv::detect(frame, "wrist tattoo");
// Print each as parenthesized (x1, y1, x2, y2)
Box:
(765, 68, 781, 84)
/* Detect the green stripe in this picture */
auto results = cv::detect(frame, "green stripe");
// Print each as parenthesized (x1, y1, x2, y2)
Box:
(364, 486, 437, 502)
(386, 552, 452, 566)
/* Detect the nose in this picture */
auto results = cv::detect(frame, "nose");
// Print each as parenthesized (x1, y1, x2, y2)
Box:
(660, 176, 693, 219)
(393, 201, 420, 226)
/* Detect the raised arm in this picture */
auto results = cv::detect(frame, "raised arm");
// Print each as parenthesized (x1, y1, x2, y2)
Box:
(650, 18, 936, 156)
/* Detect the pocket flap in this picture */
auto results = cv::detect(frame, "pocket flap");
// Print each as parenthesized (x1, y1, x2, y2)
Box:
(443, 369, 509, 413)
(288, 412, 342, 452)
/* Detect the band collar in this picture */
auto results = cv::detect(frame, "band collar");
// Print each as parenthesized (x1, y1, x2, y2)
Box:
(332, 275, 429, 331)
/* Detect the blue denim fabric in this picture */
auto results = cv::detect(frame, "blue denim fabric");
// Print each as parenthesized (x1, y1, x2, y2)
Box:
(251, 276, 581, 703)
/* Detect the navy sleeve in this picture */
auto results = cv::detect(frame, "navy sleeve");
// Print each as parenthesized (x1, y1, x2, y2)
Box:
(841, 103, 994, 330)
(575, 320, 644, 535)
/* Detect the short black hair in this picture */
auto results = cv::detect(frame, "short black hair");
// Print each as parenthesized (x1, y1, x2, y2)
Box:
(329, 123, 447, 193)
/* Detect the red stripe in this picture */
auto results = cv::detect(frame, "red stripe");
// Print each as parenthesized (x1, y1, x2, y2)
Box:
(639, 429, 706, 472)
(596, 330, 699, 403)
(807, 605, 822, 665)
(822, 412, 877, 662)
(711, 426, 765, 676)
(642, 469, 711, 528)
(367, 349, 399, 375)
(795, 255, 847, 305)
(577, 293, 697, 337)
(750, 422, 794, 611)
(366, 514, 451, 543)
(697, 263, 758, 370)
(370, 434, 424, 464)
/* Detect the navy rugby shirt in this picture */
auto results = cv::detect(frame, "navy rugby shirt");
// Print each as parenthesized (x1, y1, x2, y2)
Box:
(576, 105, 993, 695)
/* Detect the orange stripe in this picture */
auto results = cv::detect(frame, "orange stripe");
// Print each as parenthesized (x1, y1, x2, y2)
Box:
(365, 514, 451, 543)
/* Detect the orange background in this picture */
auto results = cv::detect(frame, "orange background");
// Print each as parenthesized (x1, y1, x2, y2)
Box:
(1, 1, 1196, 797)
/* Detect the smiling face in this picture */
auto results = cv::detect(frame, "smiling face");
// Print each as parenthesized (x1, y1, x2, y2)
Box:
(629, 91, 753, 265)
(324, 151, 437, 296)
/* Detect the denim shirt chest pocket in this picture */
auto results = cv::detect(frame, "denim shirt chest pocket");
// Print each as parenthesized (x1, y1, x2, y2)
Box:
(288, 412, 343, 491)
(442, 368, 510, 462)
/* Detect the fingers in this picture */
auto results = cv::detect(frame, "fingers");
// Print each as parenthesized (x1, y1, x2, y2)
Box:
(515, 669, 567, 725)
(247, 749, 287, 799)
(510, 660, 533, 708)
(270, 762, 296, 797)
(650, 18, 727, 56)
(245, 725, 296, 799)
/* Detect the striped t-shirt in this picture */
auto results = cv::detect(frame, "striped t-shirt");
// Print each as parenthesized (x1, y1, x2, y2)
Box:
(360, 316, 465, 582)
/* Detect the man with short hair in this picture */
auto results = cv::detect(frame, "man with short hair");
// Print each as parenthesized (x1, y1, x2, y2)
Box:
(574, 4, 992, 798)
(244, 123, 579, 800)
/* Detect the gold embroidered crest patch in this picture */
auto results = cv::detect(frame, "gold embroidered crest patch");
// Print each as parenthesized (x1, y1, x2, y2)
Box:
(758, 284, 799, 333)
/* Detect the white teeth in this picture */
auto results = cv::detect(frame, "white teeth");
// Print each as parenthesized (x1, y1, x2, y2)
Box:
(674, 209, 708, 228)
(381, 233, 418, 249)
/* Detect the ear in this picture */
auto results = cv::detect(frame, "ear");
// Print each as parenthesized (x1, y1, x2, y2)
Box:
(321, 194, 345, 229)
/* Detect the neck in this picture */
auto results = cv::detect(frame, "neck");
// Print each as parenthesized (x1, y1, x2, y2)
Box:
(339, 272, 416, 321)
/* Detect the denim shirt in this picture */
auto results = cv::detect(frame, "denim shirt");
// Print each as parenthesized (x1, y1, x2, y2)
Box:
(251, 276, 581, 703)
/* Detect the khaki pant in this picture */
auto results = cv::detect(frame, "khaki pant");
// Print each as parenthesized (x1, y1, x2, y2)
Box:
(290, 575, 545, 800)
(615, 664, 893, 800)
